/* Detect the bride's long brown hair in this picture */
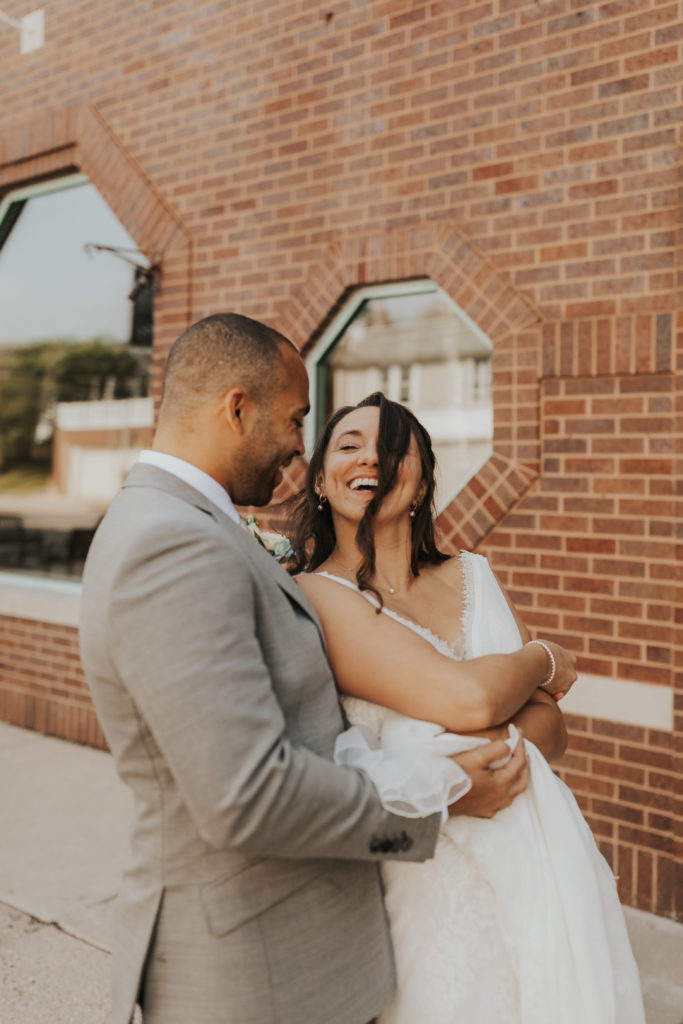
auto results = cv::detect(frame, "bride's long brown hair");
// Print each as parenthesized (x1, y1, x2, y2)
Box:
(291, 392, 449, 606)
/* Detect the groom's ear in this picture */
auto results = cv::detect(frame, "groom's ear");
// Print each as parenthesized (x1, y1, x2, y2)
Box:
(223, 388, 250, 435)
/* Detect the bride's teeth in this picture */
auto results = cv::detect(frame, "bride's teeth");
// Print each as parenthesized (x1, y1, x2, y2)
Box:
(350, 478, 378, 490)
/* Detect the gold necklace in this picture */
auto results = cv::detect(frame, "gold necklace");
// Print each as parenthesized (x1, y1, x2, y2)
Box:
(327, 559, 404, 594)
(376, 569, 400, 594)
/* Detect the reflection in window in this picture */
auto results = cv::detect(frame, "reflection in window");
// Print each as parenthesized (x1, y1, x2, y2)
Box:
(309, 283, 493, 508)
(0, 176, 153, 579)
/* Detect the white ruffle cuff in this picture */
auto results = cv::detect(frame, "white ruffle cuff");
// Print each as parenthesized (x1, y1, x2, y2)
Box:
(335, 711, 521, 820)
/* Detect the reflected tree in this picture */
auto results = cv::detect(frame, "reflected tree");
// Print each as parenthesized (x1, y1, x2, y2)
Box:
(0, 339, 149, 471)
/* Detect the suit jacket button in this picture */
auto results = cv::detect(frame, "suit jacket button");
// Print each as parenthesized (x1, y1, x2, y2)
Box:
(399, 831, 413, 852)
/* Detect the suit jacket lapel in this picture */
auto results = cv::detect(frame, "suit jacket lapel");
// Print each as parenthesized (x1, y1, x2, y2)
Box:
(121, 463, 326, 646)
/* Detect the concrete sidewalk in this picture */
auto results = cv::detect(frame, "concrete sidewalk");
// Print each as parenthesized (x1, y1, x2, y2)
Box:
(1, 720, 682, 1024)
(0, 721, 133, 1024)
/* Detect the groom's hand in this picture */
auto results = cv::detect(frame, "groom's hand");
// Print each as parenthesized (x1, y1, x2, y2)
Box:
(447, 735, 529, 819)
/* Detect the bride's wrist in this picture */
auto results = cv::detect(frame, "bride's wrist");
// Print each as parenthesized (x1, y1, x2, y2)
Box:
(524, 639, 556, 688)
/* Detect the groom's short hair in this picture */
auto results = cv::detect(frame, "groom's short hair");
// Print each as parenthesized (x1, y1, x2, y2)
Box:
(161, 312, 298, 416)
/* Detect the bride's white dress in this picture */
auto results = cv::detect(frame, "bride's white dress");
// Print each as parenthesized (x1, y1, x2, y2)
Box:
(321, 552, 645, 1024)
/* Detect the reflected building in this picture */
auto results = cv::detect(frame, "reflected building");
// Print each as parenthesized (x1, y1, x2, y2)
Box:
(310, 285, 493, 509)
(52, 396, 154, 503)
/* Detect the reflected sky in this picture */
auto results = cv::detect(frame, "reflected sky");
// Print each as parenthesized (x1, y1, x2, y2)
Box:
(0, 181, 142, 346)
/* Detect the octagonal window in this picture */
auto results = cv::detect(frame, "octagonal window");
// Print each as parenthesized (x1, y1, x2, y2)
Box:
(306, 281, 493, 510)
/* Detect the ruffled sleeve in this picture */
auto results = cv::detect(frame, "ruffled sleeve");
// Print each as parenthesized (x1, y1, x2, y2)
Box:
(334, 707, 473, 818)
(335, 709, 521, 820)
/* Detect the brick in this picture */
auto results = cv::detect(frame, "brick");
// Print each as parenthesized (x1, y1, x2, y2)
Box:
(472, 161, 514, 180)
(494, 174, 540, 194)
(593, 759, 645, 786)
(548, 9, 595, 35)
(570, 734, 616, 758)
(654, 21, 683, 45)
(620, 826, 674, 858)
(593, 799, 644, 826)
(599, 74, 651, 99)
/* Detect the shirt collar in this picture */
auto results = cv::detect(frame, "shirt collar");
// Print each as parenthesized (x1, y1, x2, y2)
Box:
(138, 450, 241, 525)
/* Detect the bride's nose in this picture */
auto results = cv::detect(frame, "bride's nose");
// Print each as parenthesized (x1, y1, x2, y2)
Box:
(358, 442, 378, 465)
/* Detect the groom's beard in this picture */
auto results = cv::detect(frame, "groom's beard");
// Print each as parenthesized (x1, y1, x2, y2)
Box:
(231, 444, 289, 507)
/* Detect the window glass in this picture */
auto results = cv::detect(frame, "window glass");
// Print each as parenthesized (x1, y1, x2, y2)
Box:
(0, 176, 153, 580)
(310, 283, 493, 509)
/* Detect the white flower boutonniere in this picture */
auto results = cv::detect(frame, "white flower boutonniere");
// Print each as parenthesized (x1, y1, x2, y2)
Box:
(244, 514, 295, 562)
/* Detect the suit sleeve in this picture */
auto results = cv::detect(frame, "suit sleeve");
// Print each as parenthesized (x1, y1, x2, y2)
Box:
(106, 518, 440, 862)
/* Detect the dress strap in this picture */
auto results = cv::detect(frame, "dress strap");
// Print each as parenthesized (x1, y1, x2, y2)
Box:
(314, 571, 381, 608)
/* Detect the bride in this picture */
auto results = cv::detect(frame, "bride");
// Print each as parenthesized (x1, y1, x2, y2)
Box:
(293, 392, 645, 1024)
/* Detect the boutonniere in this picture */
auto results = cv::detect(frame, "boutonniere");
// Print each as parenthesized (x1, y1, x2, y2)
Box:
(244, 514, 294, 562)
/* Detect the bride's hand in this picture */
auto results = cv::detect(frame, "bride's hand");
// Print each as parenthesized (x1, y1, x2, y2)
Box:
(447, 735, 529, 819)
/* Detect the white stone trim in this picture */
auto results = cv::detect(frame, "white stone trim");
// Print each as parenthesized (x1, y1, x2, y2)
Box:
(0, 173, 87, 222)
(0, 578, 675, 732)
(561, 672, 673, 731)
(0, 573, 80, 628)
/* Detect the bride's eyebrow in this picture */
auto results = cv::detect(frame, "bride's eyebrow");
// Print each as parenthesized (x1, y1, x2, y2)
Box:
(335, 429, 364, 443)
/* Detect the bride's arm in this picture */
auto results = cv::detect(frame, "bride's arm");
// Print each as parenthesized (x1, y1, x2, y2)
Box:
(465, 690, 568, 762)
(297, 574, 576, 733)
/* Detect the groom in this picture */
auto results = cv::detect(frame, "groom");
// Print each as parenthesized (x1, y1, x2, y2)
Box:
(80, 313, 531, 1024)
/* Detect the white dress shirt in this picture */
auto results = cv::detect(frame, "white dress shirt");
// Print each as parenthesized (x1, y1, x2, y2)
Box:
(138, 450, 242, 525)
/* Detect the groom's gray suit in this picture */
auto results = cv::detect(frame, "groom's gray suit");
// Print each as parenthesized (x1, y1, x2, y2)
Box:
(80, 463, 439, 1024)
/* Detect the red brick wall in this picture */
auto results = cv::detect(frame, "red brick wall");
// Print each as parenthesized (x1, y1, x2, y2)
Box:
(488, 364, 675, 682)
(0, 0, 680, 918)
(481, 358, 677, 917)
(0, 617, 105, 748)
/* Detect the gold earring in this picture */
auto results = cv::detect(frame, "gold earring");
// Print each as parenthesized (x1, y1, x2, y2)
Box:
(317, 494, 327, 512)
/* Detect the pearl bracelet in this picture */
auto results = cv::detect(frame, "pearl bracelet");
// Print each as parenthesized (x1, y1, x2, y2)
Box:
(526, 639, 556, 688)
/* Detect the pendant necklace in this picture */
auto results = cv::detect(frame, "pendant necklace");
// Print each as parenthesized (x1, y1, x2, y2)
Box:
(330, 560, 401, 594)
